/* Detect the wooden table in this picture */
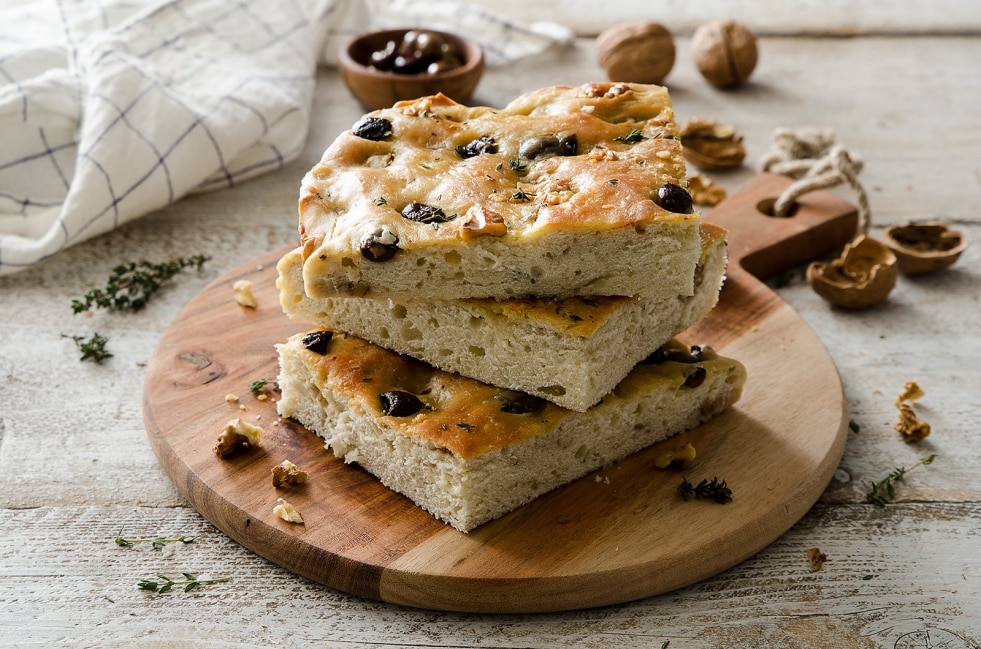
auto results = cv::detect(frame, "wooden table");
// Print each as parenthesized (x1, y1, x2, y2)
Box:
(2, 5, 980, 646)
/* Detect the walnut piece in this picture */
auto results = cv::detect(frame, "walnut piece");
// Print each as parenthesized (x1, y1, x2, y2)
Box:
(596, 22, 675, 85)
(232, 279, 257, 308)
(652, 442, 697, 469)
(459, 206, 507, 240)
(213, 418, 264, 458)
(272, 498, 304, 524)
(272, 460, 308, 488)
(691, 20, 758, 88)
(895, 381, 930, 443)
(688, 174, 726, 206)
(680, 118, 746, 170)
(807, 547, 827, 572)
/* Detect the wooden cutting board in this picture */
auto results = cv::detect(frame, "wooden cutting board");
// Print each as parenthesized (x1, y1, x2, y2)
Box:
(144, 173, 857, 613)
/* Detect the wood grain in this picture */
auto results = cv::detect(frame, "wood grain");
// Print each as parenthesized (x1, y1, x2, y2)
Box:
(142, 173, 858, 613)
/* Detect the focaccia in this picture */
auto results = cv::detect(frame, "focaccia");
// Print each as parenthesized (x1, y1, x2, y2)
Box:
(276, 330, 746, 532)
(297, 82, 700, 301)
(278, 223, 727, 411)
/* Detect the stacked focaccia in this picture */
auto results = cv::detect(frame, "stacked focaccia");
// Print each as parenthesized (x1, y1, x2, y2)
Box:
(275, 82, 746, 532)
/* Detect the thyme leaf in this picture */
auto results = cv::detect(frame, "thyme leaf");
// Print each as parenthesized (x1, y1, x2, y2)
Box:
(249, 378, 280, 396)
(865, 454, 937, 506)
(138, 573, 231, 593)
(115, 527, 195, 549)
(64, 333, 112, 363)
(678, 476, 732, 504)
(72, 255, 210, 314)
(615, 128, 648, 144)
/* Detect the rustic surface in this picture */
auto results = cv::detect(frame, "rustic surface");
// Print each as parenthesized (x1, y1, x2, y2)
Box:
(2, 6, 981, 646)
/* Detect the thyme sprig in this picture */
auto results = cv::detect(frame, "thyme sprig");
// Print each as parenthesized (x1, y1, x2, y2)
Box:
(249, 378, 280, 396)
(72, 255, 210, 313)
(115, 527, 195, 549)
(678, 476, 733, 503)
(138, 573, 231, 593)
(865, 454, 937, 506)
(615, 128, 648, 144)
(64, 333, 112, 363)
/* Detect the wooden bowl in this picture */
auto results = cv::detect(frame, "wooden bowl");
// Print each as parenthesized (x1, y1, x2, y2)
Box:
(339, 28, 484, 110)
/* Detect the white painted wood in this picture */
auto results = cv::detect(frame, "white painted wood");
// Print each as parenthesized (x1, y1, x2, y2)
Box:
(2, 31, 980, 646)
(457, 0, 981, 36)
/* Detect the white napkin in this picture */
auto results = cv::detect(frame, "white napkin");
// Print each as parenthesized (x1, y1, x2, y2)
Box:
(0, 0, 572, 275)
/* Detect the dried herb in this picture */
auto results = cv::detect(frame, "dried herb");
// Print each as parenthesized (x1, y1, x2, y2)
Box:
(115, 527, 195, 549)
(138, 573, 231, 593)
(865, 454, 937, 506)
(678, 476, 732, 503)
(249, 378, 280, 396)
(65, 333, 112, 363)
(511, 189, 536, 203)
(72, 255, 209, 313)
(615, 129, 647, 144)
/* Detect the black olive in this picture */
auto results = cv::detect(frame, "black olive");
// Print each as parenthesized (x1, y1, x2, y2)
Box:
(352, 117, 393, 141)
(654, 183, 694, 214)
(457, 136, 498, 159)
(500, 393, 547, 415)
(401, 202, 439, 222)
(379, 390, 425, 417)
(519, 133, 579, 159)
(683, 366, 707, 388)
(369, 40, 398, 69)
(642, 345, 697, 365)
(360, 228, 399, 261)
(301, 330, 333, 355)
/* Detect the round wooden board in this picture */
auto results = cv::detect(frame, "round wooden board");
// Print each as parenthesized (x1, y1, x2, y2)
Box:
(144, 173, 855, 613)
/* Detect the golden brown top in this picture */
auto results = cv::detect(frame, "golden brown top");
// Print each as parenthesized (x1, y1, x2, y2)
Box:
(298, 82, 690, 261)
(288, 328, 744, 460)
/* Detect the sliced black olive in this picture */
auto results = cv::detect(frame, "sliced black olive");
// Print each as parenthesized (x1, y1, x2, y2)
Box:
(654, 183, 694, 214)
(499, 393, 547, 415)
(360, 227, 399, 261)
(456, 136, 498, 159)
(379, 390, 425, 417)
(683, 366, 707, 388)
(519, 133, 579, 160)
(400, 202, 455, 224)
(301, 330, 333, 355)
(642, 345, 697, 365)
(352, 117, 393, 141)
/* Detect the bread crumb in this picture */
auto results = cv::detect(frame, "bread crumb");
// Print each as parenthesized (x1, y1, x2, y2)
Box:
(233, 279, 257, 308)
(273, 498, 304, 524)
(225, 393, 240, 404)
(807, 547, 827, 571)
(653, 442, 697, 469)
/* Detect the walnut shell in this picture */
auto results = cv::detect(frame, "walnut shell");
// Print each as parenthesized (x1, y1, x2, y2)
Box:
(596, 22, 675, 85)
(883, 220, 967, 275)
(806, 235, 898, 309)
(691, 20, 758, 88)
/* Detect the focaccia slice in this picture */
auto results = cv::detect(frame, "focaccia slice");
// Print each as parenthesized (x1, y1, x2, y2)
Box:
(278, 223, 727, 411)
(276, 330, 746, 533)
(298, 82, 699, 301)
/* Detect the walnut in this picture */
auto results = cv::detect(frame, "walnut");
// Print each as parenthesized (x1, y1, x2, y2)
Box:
(232, 279, 257, 308)
(272, 498, 304, 524)
(687, 174, 726, 206)
(271, 460, 308, 488)
(213, 418, 264, 458)
(596, 22, 675, 85)
(691, 20, 758, 88)
(459, 206, 507, 240)
(806, 235, 898, 308)
(680, 118, 746, 170)
(883, 221, 967, 275)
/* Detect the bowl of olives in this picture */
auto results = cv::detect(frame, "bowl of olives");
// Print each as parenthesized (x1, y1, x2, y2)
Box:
(339, 28, 484, 110)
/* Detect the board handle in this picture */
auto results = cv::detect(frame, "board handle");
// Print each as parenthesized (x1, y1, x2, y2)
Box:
(706, 172, 858, 281)
(685, 173, 858, 345)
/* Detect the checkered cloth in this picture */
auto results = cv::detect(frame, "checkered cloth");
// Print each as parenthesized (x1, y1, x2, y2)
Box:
(0, 0, 571, 275)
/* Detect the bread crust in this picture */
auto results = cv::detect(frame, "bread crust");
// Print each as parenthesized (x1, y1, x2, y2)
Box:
(298, 82, 699, 301)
